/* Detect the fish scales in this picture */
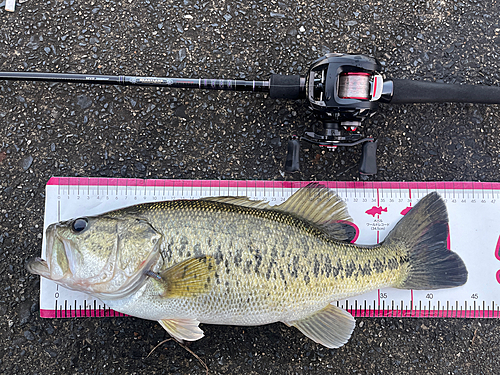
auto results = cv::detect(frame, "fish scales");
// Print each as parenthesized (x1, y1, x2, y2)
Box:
(111, 199, 409, 325)
(28, 184, 468, 348)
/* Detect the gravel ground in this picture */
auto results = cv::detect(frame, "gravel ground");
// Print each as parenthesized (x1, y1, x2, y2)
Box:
(1, 0, 500, 374)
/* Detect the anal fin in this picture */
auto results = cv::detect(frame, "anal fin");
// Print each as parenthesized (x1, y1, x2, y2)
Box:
(284, 303, 356, 349)
(159, 318, 204, 343)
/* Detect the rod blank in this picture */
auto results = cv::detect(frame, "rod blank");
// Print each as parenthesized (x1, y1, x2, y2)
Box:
(0, 71, 271, 92)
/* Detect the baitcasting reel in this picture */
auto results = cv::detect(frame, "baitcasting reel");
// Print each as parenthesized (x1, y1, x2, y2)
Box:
(2, 53, 500, 174)
(268, 53, 389, 174)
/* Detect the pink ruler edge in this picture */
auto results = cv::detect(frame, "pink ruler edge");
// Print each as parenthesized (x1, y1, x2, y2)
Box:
(348, 309, 499, 318)
(41, 309, 127, 318)
(46, 177, 500, 190)
(40, 308, 499, 319)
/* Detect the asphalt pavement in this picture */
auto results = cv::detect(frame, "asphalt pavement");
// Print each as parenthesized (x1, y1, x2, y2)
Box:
(1, 0, 500, 374)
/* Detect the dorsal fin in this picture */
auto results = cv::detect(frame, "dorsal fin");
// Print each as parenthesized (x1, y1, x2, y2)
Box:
(202, 183, 356, 242)
(274, 183, 355, 242)
(201, 196, 272, 210)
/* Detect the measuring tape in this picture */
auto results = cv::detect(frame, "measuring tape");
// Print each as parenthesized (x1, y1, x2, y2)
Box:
(39, 177, 500, 319)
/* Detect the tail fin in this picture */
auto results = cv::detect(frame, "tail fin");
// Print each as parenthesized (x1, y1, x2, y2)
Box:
(385, 192, 468, 290)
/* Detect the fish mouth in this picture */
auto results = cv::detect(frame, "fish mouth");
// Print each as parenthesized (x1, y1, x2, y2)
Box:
(27, 223, 72, 281)
(26, 257, 51, 277)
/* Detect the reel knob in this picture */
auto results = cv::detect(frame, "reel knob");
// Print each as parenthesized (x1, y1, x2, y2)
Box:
(359, 140, 378, 175)
(284, 136, 300, 172)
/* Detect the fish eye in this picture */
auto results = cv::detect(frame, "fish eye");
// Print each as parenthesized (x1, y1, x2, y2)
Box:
(72, 218, 88, 233)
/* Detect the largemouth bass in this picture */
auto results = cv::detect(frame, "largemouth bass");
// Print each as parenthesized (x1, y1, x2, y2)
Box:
(28, 183, 467, 348)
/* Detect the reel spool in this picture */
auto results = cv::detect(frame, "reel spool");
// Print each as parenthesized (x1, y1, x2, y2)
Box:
(338, 72, 371, 100)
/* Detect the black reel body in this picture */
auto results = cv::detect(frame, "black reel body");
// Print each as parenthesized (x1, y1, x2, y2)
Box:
(306, 53, 383, 122)
(285, 54, 389, 174)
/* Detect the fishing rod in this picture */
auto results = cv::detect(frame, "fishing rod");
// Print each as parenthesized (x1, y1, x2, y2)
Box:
(2, 53, 500, 175)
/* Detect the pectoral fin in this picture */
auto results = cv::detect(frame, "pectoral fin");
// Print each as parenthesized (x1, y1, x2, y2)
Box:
(159, 318, 204, 343)
(284, 303, 356, 348)
(155, 256, 216, 298)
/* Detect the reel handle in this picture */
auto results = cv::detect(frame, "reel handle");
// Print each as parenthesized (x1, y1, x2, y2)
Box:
(359, 140, 378, 175)
(389, 79, 500, 104)
(284, 137, 301, 172)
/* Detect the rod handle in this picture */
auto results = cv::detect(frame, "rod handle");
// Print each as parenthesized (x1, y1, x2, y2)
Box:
(390, 79, 500, 104)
